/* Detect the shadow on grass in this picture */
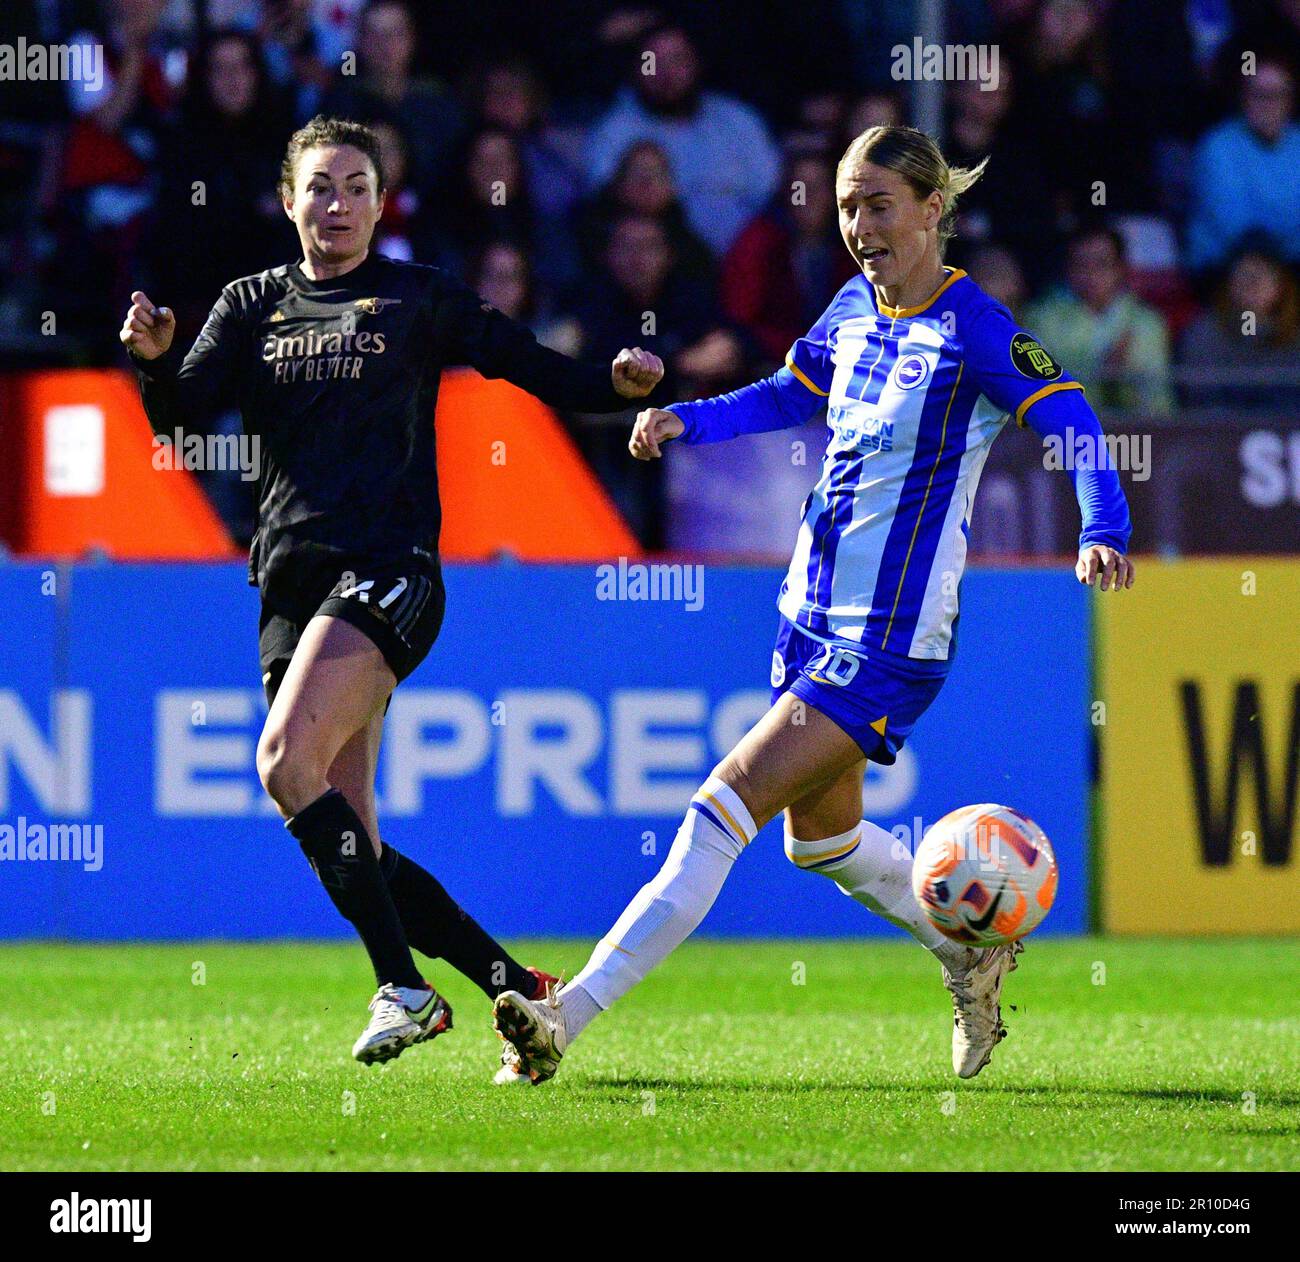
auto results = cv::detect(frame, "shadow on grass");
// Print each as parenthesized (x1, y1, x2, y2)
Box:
(575, 1077, 1300, 1110)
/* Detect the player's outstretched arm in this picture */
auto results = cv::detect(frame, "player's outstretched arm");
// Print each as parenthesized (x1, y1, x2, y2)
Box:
(500, 332, 661, 412)
(641, 363, 828, 454)
(640, 284, 834, 455)
(120, 286, 243, 435)
(441, 287, 662, 413)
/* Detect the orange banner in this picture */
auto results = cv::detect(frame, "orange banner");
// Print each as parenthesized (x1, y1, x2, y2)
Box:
(435, 369, 640, 561)
(0, 369, 235, 559)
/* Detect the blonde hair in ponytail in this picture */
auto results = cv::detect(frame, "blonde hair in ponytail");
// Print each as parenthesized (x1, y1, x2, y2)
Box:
(838, 125, 988, 253)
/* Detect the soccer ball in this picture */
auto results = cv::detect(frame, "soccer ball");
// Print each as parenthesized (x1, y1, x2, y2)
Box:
(911, 803, 1058, 947)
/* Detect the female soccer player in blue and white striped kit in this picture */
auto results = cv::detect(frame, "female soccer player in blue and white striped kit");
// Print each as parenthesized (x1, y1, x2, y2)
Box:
(494, 126, 1136, 1084)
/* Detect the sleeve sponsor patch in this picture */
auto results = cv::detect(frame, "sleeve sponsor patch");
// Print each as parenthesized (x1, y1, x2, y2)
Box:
(1009, 333, 1063, 380)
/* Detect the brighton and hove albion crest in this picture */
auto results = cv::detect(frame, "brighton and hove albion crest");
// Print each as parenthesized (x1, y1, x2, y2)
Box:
(894, 354, 931, 390)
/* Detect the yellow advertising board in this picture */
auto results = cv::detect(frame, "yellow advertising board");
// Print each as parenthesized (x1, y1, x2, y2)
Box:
(1098, 558, 1299, 933)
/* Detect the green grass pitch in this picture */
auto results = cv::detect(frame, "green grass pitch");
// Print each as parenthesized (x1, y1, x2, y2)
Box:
(1, 938, 1296, 1171)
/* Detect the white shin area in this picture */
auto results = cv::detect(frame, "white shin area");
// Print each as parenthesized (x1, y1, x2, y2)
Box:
(562, 776, 756, 1039)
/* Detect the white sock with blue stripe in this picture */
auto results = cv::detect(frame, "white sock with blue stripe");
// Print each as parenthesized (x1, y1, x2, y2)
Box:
(786, 819, 968, 967)
(560, 776, 755, 1040)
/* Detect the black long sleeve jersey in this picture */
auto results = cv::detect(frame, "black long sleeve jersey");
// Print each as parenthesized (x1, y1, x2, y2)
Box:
(131, 251, 631, 620)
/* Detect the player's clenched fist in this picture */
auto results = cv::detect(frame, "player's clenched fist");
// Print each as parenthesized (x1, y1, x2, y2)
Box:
(1075, 544, 1135, 590)
(611, 346, 664, 399)
(119, 290, 176, 360)
(629, 407, 684, 460)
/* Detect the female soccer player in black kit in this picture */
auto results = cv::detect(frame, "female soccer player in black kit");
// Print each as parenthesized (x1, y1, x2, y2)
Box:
(119, 116, 664, 1065)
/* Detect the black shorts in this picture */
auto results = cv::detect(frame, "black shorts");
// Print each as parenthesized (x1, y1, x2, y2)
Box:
(259, 555, 445, 708)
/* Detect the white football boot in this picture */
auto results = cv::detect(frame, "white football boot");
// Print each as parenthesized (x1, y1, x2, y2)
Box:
(490, 968, 561, 1084)
(351, 983, 452, 1065)
(943, 940, 1023, 1079)
(492, 982, 567, 1085)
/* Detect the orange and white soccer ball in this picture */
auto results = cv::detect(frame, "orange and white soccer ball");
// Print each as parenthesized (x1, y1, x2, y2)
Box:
(911, 804, 1058, 946)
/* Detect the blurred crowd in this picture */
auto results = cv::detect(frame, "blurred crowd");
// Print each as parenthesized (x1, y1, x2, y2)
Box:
(3, 0, 1300, 549)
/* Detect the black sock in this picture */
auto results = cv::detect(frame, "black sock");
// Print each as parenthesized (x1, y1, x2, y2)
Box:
(379, 843, 534, 999)
(287, 789, 424, 990)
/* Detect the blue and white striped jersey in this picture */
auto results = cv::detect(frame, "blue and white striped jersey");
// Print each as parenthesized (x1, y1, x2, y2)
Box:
(668, 267, 1130, 661)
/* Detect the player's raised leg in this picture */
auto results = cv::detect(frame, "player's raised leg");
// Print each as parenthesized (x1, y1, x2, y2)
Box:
(327, 712, 558, 1008)
(784, 762, 1023, 1078)
(784, 761, 970, 962)
(491, 692, 864, 1083)
(257, 614, 447, 1064)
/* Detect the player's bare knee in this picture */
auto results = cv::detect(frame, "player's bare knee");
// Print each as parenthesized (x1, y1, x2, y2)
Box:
(255, 734, 293, 809)
(710, 759, 772, 831)
(257, 728, 325, 815)
(255, 727, 278, 786)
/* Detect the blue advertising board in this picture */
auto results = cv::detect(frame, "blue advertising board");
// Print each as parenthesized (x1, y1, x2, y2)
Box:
(0, 561, 1090, 938)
